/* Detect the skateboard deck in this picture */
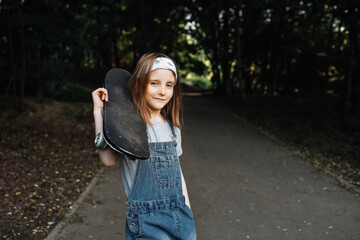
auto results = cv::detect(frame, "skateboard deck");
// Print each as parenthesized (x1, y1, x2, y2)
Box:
(103, 68, 149, 160)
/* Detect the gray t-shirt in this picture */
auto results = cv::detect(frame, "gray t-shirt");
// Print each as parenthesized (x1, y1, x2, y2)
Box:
(118, 118, 183, 196)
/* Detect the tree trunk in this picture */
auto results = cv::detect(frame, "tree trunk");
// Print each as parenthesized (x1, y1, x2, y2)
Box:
(73, 17, 92, 69)
(210, 5, 221, 91)
(5, 0, 17, 97)
(344, 37, 359, 115)
(210, 58, 220, 90)
(344, 2, 359, 114)
(234, 4, 246, 99)
(260, 50, 271, 96)
(114, 36, 120, 67)
(270, 46, 279, 96)
(221, 9, 231, 96)
(79, 18, 91, 42)
(17, 2, 26, 109)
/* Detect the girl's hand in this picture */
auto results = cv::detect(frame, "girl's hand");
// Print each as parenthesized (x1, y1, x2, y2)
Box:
(92, 88, 109, 111)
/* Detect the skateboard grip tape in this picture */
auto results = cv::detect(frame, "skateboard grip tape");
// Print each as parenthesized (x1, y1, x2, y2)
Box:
(103, 68, 150, 160)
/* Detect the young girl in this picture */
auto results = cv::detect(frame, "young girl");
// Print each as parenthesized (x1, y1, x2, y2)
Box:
(92, 53, 196, 240)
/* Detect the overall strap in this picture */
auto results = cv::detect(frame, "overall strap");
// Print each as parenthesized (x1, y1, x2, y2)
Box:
(166, 119, 177, 146)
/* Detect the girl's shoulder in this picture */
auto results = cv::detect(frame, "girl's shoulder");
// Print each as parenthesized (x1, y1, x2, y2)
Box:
(173, 127, 181, 140)
(167, 119, 181, 133)
(170, 122, 181, 140)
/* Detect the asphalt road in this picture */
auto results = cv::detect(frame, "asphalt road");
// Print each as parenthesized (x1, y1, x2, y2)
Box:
(48, 95, 360, 240)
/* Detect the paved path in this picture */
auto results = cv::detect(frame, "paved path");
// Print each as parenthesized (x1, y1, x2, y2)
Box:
(48, 96, 360, 240)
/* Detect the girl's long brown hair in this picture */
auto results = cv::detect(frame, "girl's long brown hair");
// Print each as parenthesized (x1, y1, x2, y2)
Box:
(129, 53, 182, 128)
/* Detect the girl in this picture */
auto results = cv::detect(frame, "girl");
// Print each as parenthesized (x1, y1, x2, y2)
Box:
(92, 53, 196, 240)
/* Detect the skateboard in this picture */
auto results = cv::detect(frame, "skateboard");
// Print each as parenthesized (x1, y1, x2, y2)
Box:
(103, 68, 150, 160)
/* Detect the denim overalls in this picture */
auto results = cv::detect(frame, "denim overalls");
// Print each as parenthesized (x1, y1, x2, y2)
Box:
(125, 121, 196, 240)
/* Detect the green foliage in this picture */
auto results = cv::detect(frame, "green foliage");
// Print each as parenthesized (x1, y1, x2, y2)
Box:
(186, 0, 359, 111)
(49, 82, 92, 102)
(13, 152, 22, 162)
(23, 118, 34, 129)
(184, 77, 212, 89)
(343, 117, 360, 131)
(349, 132, 360, 145)
(0, 0, 358, 113)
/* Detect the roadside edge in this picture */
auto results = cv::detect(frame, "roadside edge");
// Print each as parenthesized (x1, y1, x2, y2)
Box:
(45, 167, 106, 240)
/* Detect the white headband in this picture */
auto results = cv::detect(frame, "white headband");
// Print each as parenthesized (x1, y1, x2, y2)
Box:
(151, 57, 178, 85)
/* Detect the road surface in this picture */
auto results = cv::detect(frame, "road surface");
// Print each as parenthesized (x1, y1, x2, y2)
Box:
(48, 95, 360, 240)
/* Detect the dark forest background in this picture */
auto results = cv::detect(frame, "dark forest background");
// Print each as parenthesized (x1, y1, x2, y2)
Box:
(1, 0, 359, 114)
(1, 1, 360, 238)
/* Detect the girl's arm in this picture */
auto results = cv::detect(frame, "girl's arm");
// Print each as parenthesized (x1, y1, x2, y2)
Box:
(92, 88, 121, 167)
(179, 162, 191, 209)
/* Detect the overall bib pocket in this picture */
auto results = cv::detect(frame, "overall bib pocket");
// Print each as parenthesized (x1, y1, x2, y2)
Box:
(150, 154, 180, 190)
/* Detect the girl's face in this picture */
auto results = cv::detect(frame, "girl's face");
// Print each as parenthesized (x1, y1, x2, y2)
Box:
(145, 69, 175, 117)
